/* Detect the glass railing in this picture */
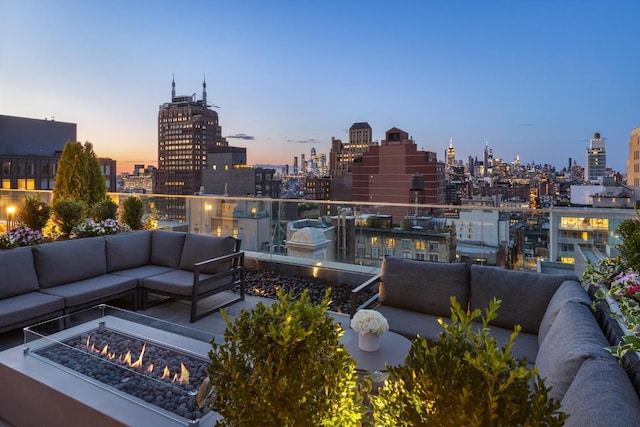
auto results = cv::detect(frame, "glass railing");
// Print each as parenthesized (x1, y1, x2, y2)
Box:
(1, 189, 636, 275)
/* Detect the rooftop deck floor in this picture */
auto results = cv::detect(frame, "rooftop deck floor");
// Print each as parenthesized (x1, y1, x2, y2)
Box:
(0, 292, 350, 427)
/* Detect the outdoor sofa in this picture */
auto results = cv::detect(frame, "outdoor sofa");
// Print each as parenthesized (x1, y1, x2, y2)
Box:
(350, 256, 640, 426)
(0, 229, 245, 333)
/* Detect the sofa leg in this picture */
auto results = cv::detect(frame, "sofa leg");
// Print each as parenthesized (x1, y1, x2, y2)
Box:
(190, 300, 198, 323)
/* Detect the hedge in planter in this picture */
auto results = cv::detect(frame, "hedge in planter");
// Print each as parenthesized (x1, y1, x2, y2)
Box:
(204, 289, 363, 426)
(373, 297, 566, 427)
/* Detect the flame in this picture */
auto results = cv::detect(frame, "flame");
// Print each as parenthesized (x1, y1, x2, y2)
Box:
(131, 343, 146, 369)
(179, 362, 190, 385)
(83, 335, 190, 386)
(161, 366, 171, 379)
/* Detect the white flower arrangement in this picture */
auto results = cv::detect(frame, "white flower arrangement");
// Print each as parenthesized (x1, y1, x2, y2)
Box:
(350, 309, 389, 336)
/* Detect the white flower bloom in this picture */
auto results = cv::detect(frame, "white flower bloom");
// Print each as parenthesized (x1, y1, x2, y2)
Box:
(350, 309, 389, 336)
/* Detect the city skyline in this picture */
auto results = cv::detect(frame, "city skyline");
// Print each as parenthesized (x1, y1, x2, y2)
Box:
(1, 1, 639, 174)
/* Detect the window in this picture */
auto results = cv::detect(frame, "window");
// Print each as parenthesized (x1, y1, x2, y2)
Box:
(386, 238, 395, 248)
(385, 246, 394, 256)
(415, 241, 426, 251)
(429, 242, 439, 252)
(372, 246, 380, 259)
(401, 239, 411, 250)
(429, 254, 439, 262)
(371, 236, 380, 246)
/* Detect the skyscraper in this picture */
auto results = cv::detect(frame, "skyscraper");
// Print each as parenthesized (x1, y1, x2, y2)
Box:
(156, 77, 226, 219)
(584, 132, 606, 183)
(329, 122, 373, 176)
(627, 127, 640, 187)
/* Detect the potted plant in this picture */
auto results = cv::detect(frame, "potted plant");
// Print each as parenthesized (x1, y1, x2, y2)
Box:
(372, 297, 566, 426)
(202, 289, 364, 426)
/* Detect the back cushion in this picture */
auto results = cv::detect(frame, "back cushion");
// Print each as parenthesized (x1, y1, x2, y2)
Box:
(105, 231, 152, 272)
(179, 234, 238, 274)
(469, 265, 576, 334)
(380, 257, 470, 317)
(536, 300, 610, 402)
(33, 237, 107, 288)
(561, 357, 640, 426)
(151, 230, 187, 268)
(0, 246, 40, 298)
(538, 280, 592, 345)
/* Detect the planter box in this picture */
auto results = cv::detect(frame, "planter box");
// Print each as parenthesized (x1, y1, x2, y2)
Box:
(588, 283, 640, 398)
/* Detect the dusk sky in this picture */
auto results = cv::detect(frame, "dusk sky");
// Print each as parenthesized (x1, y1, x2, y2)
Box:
(2, 1, 639, 174)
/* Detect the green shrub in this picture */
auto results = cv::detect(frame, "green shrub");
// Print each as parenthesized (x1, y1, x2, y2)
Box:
(121, 196, 143, 230)
(617, 213, 640, 269)
(373, 297, 567, 426)
(91, 198, 119, 222)
(204, 289, 362, 426)
(52, 199, 85, 237)
(17, 196, 51, 231)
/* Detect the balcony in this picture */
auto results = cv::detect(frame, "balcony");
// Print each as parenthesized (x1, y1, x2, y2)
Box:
(0, 189, 639, 425)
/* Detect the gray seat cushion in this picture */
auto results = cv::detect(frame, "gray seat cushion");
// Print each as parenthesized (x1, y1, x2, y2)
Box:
(143, 269, 232, 297)
(105, 231, 152, 272)
(0, 292, 64, 328)
(376, 304, 449, 341)
(111, 265, 176, 284)
(536, 300, 611, 402)
(470, 265, 576, 334)
(478, 323, 539, 364)
(33, 237, 107, 288)
(538, 280, 592, 345)
(151, 230, 187, 268)
(561, 357, 640, 426)
(179, 234, 237, 274)
(39, 274, 137, 308)
(0, 246, 40, 299)
(380, 257, 470, 317)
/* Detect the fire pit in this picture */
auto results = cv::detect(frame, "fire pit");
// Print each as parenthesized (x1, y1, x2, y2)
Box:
(5, 305, 221, 426)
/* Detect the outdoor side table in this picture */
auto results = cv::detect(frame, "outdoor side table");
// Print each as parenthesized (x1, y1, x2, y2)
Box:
(340, 329, 412, 373)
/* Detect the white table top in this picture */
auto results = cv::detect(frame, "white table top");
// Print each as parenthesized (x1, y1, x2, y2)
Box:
(340, 329, 412, 372)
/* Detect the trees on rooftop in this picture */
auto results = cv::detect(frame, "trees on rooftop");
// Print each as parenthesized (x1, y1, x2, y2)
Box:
(52, 141, 106, 206)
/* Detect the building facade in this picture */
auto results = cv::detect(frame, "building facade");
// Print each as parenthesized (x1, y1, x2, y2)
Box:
(628, 126, 640, 187)
(329, 122, 373, 177)
(202, 146, 280, 198)
(156, 77, 227, 219)
(585, 132, 606, 183)
(351, 127, 445, 220)
(0, 115, 115, 191)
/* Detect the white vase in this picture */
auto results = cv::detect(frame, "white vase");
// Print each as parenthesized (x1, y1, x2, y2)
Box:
(358, 332, 380, 352)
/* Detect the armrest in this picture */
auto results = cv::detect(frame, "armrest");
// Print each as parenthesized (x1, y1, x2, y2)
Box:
(193, 251, 245, 285)
(194, 251, 244, 269)
(350, 274, 381, 318)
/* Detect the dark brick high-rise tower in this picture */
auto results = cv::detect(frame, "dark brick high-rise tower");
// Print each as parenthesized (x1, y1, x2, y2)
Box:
(156, 76, 226, 219)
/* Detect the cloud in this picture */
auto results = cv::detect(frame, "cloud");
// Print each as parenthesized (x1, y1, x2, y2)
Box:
(225, 133, 255, 140)
(287, 138, 319, 144)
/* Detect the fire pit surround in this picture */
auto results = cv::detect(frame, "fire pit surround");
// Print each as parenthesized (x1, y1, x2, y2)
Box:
(22, 305, 218, 426)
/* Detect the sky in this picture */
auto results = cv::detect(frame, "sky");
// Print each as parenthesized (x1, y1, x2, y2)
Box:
(1, 1, 639, 174)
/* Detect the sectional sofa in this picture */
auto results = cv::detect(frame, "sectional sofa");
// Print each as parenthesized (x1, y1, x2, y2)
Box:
(0, 230, 245, 333)
(350, 256, 640, 426)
